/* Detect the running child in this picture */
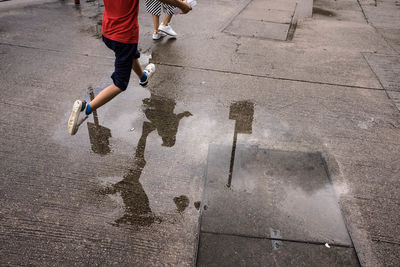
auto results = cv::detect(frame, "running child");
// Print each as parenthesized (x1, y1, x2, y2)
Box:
(68, 0, 191, 135)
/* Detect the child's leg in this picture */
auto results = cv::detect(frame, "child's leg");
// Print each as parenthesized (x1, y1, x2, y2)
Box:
(162, 14, 173, 26)
(158, 7, 176, 36)
(152, 14, 160, 33)
(132, 59, 144, 78)
(89, 84, 122, 111)
(133, 59, 156, 87)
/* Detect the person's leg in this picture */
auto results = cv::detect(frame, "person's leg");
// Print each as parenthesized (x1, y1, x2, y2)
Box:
(133, 59, 156, 87)
(132, 59, 144, 78)
(162, 14, 172, 26)
(131, 47, 156, 87)
(146, 0, 164, 39)
(89, 84, 122, 110)
(158, 5, 177, 36)
(68, 37, 134, 135)
(152, 14, 160, 33)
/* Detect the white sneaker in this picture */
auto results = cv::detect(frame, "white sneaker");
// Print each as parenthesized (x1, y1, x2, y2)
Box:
(158, 24, 177, 36)
(140, 63, 156, 87)
(152, 31, 166, 40)
(68, 100, 88, 135)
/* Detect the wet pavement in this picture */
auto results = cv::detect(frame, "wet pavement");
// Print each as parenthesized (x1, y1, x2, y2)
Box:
(1, 0, 400, 266)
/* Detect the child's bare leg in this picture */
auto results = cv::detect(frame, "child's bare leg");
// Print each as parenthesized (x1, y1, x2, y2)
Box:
(89, 84, 122, 110)
(132, 58, 144, 78)
(162, 14, 173, 26)
(134, 58, 155, 87)
(152, 14, 160, 33)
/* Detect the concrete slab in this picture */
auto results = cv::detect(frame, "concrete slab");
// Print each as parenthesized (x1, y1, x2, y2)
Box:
(145, 3, 389, 89)
(224, 18, 290, 40)
(387, 90, 400, 111)
(363, 53, 400, 91)
(371, 241, 400, 267)
(223, 0, 296, 40)
(240, 8, 294, 24)
(379, 28, 400, 54)
(354, 197, 400, 245)
(362, 1, 400, 29)
(197, 233, 359, 266)
(201, 144, 352, 246)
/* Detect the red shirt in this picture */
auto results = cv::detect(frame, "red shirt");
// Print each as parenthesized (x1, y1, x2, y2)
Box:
(102, 0, 139, 44)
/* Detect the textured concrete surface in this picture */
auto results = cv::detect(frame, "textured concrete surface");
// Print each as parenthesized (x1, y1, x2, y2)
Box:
(197, 233, 359, 266)
(1, 0, 400, 266)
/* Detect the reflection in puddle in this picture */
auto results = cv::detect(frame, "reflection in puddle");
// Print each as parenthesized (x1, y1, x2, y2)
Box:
(87, 87, 112, 155)
(100, 121, 159, 226)
(143, 93, 192, 147)
(313, 7, 336, 17)
(98, 94, 192, 226)
(227, 101, 254, 188)
(173, 195, 189, 213)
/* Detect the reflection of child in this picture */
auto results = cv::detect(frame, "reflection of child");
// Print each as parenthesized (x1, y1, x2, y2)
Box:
(143, 95, 192, 147)
(68, 0, 191, 135)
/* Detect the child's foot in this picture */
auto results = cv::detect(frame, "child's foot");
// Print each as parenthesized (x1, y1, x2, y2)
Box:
(158, 24, 177, 36)
(68, 100, 89, 135)
(139, 64, 156, 87)
(152, 31, 166, 40)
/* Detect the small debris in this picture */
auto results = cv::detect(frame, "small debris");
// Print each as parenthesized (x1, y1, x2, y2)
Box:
(325, 243, 330, 248)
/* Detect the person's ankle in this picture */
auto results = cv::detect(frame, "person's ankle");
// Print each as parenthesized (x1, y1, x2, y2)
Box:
(85, 103, 92, 115)
(140, 72, 147, 83)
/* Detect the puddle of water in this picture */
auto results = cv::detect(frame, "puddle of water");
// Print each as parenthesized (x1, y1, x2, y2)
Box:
(142, 94, 192, 147)
(87, 87, 112, 155)
(227, 101, 254, 188)
(97, 119, 161, 226)
(202, 144, 352, 245)
(173, 195, 190, 213)
(313, 7, 336, 17)
(194, 201, 201, 210)
(94, 93, 193, 226)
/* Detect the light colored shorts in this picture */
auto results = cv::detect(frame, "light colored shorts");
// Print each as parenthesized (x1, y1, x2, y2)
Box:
(145, 0, 175, 16)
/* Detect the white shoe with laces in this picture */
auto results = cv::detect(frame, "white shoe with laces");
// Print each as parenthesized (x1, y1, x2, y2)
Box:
(158, 24, 177, 36)
(152, 31, 166, 40)
(68, 100, 88, 135)
(139, 63, 156, 87)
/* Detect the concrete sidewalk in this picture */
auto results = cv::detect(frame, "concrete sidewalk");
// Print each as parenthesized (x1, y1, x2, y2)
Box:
(0, 0, 399, 266)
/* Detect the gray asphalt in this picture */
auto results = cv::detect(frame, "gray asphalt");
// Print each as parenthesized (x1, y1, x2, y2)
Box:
(0, 0, 399, 266)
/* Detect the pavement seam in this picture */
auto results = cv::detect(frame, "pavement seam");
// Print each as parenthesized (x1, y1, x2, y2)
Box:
(355, 0, 369, 24)
(195, 147, 214, 266)
(200, 230, 354, 248)
(0, 42, 114, 60)
(371, 237, 400, 246)
(361, 53, 400, 113)
(320, 155, 363, 266)
(220, 0, 254, 33)
(153, 61, 385, 92)
(0, 42, 386, 92)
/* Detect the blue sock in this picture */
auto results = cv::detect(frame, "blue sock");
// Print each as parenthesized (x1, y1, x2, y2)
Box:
(85, 104, 92, 115)
(140, 72, 147, 83)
